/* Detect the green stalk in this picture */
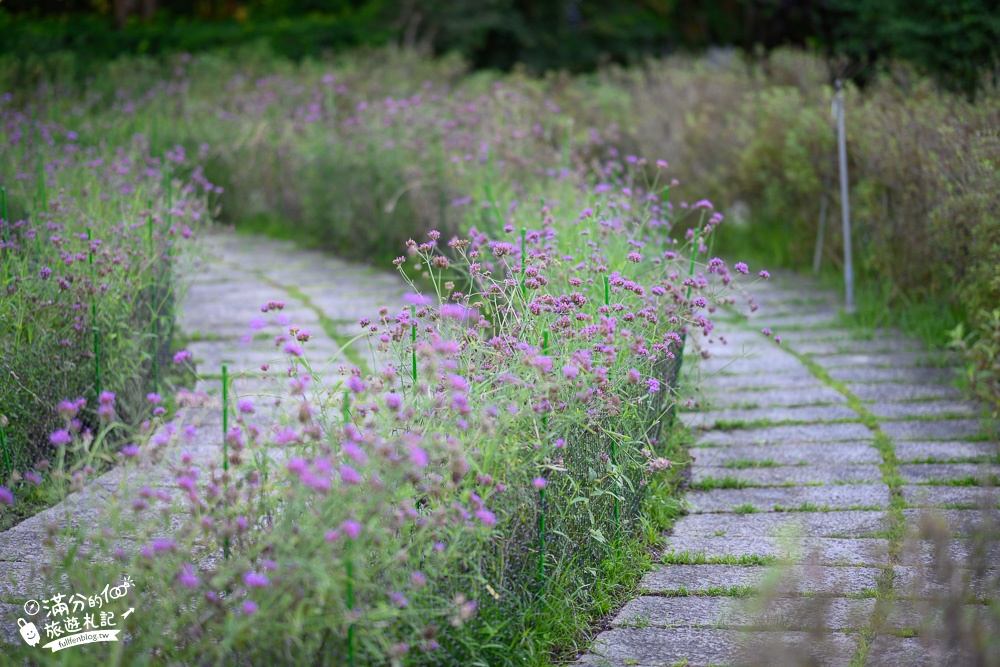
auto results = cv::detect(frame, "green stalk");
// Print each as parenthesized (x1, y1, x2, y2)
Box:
(149, 201, 158, 393)
(0, 425, 10, 481)
(346, 550, 355, 667)
(520, 227, 527, 298)
(410, 304, 417, 384)
(1, 186, 7, 244)
(435, 131, 447, 233)
(537, 487, 546, 585)
(222, 363, 230, 560)
(88, 229, 101, 398)
(541, 330, 549, 433)
(604, 275, 610, 307)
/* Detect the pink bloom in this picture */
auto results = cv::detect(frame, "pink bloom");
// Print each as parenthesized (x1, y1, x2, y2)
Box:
(50, 430, 72, 447)
(341, 519, 362, 539)
(532, 477, 547, 489)
(243, 572, 270, 588)
(340, 465, 362, 484)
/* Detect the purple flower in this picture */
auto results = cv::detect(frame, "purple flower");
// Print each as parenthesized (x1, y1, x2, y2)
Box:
(342, 443, 368, 465)
(178, 563, 199, 588)
(346, 375, 365, 394)
(151, 538, 176, 553)
(532, 477, 547, 490)
(238, 399, 255, 414)
(242, 600, 258, 615)
(646, 378, 661, 394)
(474, 509, 496, 526)
(759, 270, 771, 279)
(408, 445, 429, 468)
(775, 336, 782, 345)
(390, 592, 409, 608)
(147, 393, 163, 405)
(734, 262, 749, 275)
(411, 571, 427, 588)
(384, 393, 402, 410)
(0, 487, 13, 506)
(121, 445, 140, 458)
(627, 252, 642, 263)
(403, 292, 432, 307)
(249, 316, 267, 330)
(340, 465, 362, 484)
(243, 572, 270, 588)
(173, 350, 192, 364)
(341, 519, 362, 539)
(50, 430, 72, 447)
(99, 391, 116, 407)
(440, 304, 471, 319)
(562, 365, 579, 380)
(284, 342, 303, 357)
(38, 266, 52, 279)
(762, 328, 773, 337)
(325, 530, 341, 542)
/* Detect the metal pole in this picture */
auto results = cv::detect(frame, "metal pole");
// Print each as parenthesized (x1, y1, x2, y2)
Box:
(835, 80, 855, 314)
(813, 186, 828, 275)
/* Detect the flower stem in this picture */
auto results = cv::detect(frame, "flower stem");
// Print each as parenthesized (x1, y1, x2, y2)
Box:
(222, 363, 230, 560)
(410, 304, 417, 384)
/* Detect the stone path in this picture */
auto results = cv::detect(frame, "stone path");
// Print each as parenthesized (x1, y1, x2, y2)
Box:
(584, 276, 999, 666)
(0, 230, 406, 643)
(2, 237, 996, 663)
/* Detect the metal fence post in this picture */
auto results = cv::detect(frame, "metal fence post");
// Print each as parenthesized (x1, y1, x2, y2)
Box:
(835, 80, 855, 313)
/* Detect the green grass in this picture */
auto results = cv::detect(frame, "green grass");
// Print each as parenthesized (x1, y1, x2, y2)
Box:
(654, 585, 759, 598)
(732, 503, 761, 514)
(690, 476, 754, 491)
(661, 551, 777, 566)
(721, 458, 778, 469)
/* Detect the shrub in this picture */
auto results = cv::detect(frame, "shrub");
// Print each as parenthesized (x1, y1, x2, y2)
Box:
(0, 103, 207, 526)
(6, 148, 764, 663)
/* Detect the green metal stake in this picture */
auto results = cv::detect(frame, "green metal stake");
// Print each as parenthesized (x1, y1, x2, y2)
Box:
(148, 201, 159, 393)
(222, 364, 230, 560)
(541, 330, 549, 433)
(520, 227, 527, 298)
(346, 553, 355, 667)
(410, 305, 417, 384)
(537, 487, 546, 585)
(1, 186, 7, 244)
(0, 426, 11, 481)
(88, 229, 101, 399)
(602, 274, 620, 526)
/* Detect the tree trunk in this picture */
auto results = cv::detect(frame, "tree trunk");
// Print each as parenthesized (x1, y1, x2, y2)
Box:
(113, 0, 137, 28)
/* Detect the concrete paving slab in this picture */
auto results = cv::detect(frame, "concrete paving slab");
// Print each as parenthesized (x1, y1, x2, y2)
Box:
(673, 511, 891, 538)
(697, 423, 873, 446)
(663, 536, 890, 566)
(692, 465, 882, 486)
(692, 442, 882, 467)
(688, 485, 889, 513)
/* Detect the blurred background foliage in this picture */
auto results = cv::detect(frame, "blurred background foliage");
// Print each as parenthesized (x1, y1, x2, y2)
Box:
(1, 0, 998, 95)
